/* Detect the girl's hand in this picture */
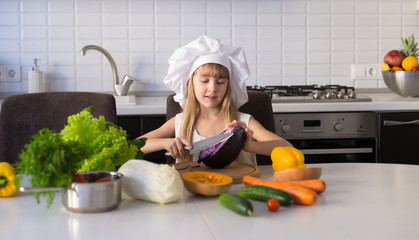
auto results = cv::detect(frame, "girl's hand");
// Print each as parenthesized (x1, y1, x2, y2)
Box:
(164, 137, 192, 158)
(228, 120, 254, 151)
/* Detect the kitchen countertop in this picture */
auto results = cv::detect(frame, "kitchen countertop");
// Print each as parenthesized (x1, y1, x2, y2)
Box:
(116, 92, 419, 115)
(2, 91, 419, 116)
(2, 163, 419, 240)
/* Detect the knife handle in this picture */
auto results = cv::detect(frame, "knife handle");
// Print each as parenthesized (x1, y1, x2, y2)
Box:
(164, 146, 191, 157)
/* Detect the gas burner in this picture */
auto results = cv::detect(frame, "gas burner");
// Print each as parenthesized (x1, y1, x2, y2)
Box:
(246, 85, 371, 103)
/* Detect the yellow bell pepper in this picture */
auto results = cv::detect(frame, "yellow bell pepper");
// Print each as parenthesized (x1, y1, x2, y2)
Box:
(0, 162, 19, 197)
(271, 147, 306, 171)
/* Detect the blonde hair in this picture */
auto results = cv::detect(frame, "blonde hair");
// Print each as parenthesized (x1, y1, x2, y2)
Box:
(178, 63, 238, 163)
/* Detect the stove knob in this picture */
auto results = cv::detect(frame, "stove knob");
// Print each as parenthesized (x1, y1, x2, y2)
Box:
(325, 91, 336, 99)
(336, 91, 345, 99)
(348, 91, 357, 99)
(334, 123, 344, 132)
(312, 90, 322, 99)
(281, 124, 291, 133)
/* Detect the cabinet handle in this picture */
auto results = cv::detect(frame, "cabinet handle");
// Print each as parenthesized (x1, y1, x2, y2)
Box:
(300, 148, 373, 155)
(383, 120, 419, 126)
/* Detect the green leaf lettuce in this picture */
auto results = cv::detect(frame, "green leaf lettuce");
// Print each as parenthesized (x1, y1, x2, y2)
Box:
(17, 106, 146, 207)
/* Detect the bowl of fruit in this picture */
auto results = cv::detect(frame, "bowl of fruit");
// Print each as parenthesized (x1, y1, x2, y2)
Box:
(382, 35, 419, 97)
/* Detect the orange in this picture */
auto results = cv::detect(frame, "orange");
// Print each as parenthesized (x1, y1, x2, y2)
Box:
(402, 56, 419, 71)
(391, 66, 404, 71)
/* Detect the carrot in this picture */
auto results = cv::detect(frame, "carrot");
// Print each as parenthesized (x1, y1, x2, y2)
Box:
(290, 179, 326, 194)
(242, 176, 318, 205)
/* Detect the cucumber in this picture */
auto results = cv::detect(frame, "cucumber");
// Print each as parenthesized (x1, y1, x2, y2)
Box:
(240, 185, 292, 206)
(219, 193, 253, 216)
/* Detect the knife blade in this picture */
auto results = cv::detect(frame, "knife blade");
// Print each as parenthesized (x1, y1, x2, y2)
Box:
(187, 132, 233, 155)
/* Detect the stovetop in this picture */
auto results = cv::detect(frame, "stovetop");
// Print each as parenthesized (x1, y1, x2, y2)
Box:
(247, 85, 372, 103)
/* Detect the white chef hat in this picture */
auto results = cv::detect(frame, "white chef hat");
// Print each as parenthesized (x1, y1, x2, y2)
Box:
(163, 35, 250, 108)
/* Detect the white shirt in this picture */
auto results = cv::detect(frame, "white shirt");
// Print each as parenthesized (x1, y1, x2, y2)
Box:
(174, 112, 257, 166)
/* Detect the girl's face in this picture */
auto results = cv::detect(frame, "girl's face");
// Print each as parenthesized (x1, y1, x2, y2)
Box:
(192, 65, 229, 109)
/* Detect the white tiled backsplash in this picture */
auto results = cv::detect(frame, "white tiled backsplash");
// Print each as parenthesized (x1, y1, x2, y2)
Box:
(1, 0, 418, 94)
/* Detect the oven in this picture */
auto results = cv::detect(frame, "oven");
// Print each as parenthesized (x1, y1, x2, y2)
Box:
(247, 85, 378, 163)
(274, 112, 377, 163)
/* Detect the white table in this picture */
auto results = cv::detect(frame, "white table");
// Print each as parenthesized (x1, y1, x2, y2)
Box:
(2, 163, 419, 240)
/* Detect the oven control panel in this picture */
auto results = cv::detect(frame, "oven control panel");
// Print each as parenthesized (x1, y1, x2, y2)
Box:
(274, 112, 376, 139)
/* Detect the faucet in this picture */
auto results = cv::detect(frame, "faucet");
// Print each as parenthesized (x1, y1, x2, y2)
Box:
(80, 45, 136, 96)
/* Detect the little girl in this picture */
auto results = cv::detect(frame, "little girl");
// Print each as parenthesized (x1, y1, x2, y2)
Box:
(139, 35, 292, 165)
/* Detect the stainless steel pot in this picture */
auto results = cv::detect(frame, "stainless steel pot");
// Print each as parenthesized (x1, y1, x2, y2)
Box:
(64, 171, 122, 213)
(20, 171, 123, 213)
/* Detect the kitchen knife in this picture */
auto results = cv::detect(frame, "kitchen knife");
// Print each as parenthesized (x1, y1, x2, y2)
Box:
(187, 132, 233, 155)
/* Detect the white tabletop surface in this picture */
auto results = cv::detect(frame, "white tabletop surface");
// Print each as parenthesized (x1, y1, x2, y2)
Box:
(2, 163, 419, 240)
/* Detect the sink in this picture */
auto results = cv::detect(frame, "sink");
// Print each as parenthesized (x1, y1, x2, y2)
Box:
(115, 95, 136, 106)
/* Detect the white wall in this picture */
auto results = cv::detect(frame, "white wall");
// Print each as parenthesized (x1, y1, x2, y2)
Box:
(0, 0, 418, 94)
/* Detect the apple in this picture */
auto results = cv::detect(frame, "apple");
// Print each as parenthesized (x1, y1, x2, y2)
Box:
(411, 66, 419, 71)
(384, 50, 405, 67)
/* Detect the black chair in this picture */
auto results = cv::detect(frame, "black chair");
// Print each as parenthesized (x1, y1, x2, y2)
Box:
(166, 91, 275, 165)
(0, 92, 117, 164)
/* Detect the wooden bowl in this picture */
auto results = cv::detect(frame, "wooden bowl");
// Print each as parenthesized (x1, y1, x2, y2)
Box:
(182, 172, 233, 196)
(273, 167, 322, 182)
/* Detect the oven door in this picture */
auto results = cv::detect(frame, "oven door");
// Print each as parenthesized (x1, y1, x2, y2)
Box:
(288, 138, 377, 163)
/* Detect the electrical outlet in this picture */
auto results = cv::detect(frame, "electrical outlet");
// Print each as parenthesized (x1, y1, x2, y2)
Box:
(351, 64, 381, 80)
(0, 66, 5, 81)
(366, 65, 379, 77)
(6, 65, 21, 82)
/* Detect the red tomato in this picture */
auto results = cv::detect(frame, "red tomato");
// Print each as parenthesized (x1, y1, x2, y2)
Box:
(96, 177, 113, 183)
(73, 174, 87, 183)
(267, 198, 280, 212)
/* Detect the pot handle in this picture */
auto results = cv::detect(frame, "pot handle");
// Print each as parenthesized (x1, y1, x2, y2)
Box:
(383, 120, 419, 126)
(20, 186, 64, 193)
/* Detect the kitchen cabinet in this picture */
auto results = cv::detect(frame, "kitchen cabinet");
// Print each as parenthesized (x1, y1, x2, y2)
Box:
(117, 115, 167, 164)
(378, 111, 419, 164)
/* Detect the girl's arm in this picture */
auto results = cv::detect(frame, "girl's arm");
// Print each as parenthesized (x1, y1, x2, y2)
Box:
(137, 117, 192, 158)
(231, 118, 293, 156)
